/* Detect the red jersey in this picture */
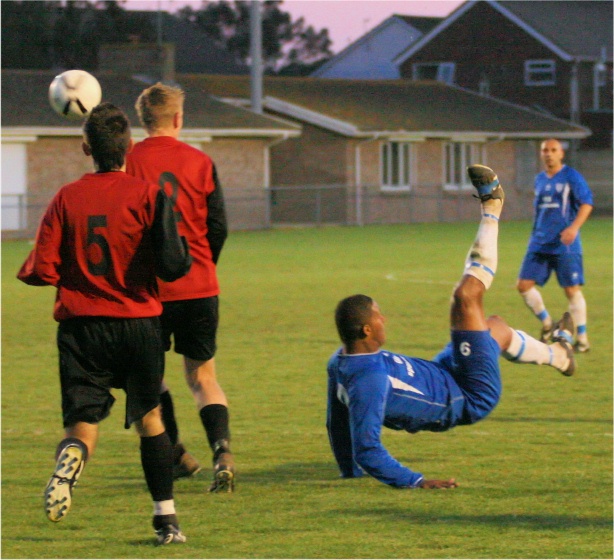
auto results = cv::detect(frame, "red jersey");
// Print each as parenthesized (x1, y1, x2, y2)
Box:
(18, 172, 165, 321)
(127, 136, 227, 302)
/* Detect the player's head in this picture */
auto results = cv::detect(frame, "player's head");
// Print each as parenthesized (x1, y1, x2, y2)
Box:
(82, 103, 131, 172)
(335, 294, 386, 351)
(135, 82, 185, 134)
(540, 138, 565, 170)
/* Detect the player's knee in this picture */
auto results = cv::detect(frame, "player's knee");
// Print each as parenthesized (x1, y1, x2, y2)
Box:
(453, 278, 483, 306)
(517, 279, 533, 293)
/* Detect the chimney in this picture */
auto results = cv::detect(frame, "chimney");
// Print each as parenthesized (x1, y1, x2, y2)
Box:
(99, 43, 176, 83)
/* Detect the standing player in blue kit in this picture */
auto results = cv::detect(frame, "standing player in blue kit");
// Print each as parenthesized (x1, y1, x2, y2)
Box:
(326, 165, 577, 489)
(517, 138, 593, 352)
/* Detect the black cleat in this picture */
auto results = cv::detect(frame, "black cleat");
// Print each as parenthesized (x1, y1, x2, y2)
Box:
(173, 451, 202, 480)
(44, 444, 85, 522)
(467, 164, 505, 203)
(573, 340, 590, 353)
(155, 524, 187, 545)
(540, 324, 555, 343)
(208, 441, 235, 493)
(552, 312, 576, 376)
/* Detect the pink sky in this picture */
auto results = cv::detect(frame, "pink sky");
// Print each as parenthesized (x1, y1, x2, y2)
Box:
(125, 1, 464, 51)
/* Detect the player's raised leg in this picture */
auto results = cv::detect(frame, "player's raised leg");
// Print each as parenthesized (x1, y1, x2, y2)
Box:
(44, 435, 89, 522)
(449, 165, 504, 332)
(496, 312, 576, 376)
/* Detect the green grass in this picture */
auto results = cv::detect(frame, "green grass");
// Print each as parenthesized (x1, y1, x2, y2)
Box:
(2, 219, 612, 559)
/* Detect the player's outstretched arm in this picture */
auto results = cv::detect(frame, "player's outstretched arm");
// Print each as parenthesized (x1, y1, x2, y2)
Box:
(419, 479, 459, 489)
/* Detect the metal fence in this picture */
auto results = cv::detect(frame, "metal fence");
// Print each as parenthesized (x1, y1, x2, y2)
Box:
(3, 182, 610, 240)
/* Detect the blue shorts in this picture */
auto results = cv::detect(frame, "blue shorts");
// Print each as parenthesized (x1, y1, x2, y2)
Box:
(433, 330, 502, 425)
(519, 251, 584, 288)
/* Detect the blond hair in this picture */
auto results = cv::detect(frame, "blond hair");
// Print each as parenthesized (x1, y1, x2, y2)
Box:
(135, 82, 185, 132)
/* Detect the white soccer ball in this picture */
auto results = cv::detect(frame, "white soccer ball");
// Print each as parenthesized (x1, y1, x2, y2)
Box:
(48, 70, 102, 120)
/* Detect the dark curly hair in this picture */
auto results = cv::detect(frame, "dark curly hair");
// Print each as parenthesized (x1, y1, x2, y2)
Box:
(83, 103, 131, 172)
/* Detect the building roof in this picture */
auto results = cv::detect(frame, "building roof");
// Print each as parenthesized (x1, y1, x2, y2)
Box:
(312, 14, 442, 79)
(135, 11, 250, 75)
(185, 74, 590, 139)
(1, 70, 300, 139)
(395, 0, 613, 65)
(498, 1, 613, 61)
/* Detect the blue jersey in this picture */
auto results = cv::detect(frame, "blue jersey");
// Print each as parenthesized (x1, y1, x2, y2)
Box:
(528, 165, 593, 254)
(326, 348, 468, 488)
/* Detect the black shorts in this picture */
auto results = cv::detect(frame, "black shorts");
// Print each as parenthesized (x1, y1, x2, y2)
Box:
(161, 296, 219, 361)
(57, 316, 164, 429)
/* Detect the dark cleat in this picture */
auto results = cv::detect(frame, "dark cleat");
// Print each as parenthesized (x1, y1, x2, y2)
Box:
(540, 324, 555, 343)
(208, 443, 235, 493)
(155, 524, 187, 545)
(44, 444, 85, 522)
(467, 164, 505, 203)
(573, 340, 590, 353)
(552, 312, 576, 376)
(173, 451, 202, 480)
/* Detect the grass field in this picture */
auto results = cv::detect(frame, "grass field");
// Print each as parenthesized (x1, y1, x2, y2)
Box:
(2, 218, 612, 559)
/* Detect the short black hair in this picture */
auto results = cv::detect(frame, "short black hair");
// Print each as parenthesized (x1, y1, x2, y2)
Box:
(83, 103, 131, 172)
(335, 294, 374, 346)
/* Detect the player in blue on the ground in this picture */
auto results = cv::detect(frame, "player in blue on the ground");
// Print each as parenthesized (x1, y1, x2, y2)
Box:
(327, 165, 577, 489)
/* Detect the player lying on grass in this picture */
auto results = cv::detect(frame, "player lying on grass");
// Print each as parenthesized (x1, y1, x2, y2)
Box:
(326, 165, 576, 489)
(17, 103, 192, 544)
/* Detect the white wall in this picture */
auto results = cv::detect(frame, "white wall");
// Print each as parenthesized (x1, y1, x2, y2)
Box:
(2, 143, 28, 230)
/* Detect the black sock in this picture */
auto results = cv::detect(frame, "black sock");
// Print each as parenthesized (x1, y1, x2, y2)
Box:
(56, 437, 89, 462)
(140, 432, 173, 502)
(153, 513, 179, 530)
(159, 390, 179, 446)
(199, 404, 230, 452)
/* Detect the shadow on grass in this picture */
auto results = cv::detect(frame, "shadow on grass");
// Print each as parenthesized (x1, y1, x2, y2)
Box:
(335, 507, 613, 530)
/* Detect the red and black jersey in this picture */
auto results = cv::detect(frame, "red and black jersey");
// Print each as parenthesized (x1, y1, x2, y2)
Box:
(126, 136, 228, 302)
(17, 171, 191, 321)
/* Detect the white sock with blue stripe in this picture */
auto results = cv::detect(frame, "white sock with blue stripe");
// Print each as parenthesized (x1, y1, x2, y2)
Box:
(568, 290, 588, 344)
(503, 329, 569, 371)
(464, 208, 500, 290)
(520, 287, 553, 329)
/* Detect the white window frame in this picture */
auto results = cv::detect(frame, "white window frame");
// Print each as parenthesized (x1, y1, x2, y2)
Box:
(443, 142, 483, 191)
(524, 59, 556, 86)
(381, 141, 413, 191)
(412, 62, 456, 84)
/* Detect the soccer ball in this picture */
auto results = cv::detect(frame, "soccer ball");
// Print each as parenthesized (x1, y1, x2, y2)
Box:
(48, 70, 102, 120)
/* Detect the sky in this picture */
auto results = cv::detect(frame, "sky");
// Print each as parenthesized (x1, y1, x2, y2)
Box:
(125, 1, 465, 51)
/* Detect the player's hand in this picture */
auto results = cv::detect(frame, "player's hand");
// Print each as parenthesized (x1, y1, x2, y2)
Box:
(419, 478, 458, 489)
(560, 226, 579, 245)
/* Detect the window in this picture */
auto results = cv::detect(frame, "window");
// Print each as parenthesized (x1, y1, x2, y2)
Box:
(524, 60, 556, 86)
(444, 142, 482, 190)
(381, 142, 412, 189)
(412, 62, 456, 84)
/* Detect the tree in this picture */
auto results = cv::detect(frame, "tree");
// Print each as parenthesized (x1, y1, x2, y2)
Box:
(1, 1, 56, 69)
(177, 1, 332, 75)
